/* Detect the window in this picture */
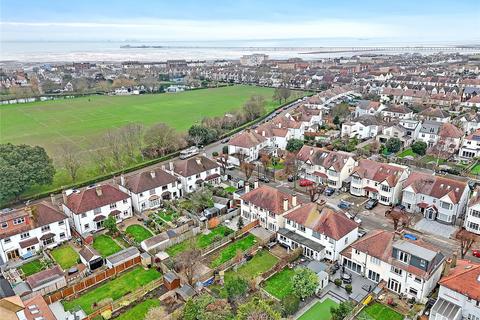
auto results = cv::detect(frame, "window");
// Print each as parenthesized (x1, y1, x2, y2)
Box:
(414, 276, 422, 284)
(470, 209, 480, 218)
(20, 232, 30, 240)
(419, 259, 426, 268)
(286, 220, 291, 225)
(409, 288, 418, 296)
(162, 185, 168, 191)
(139, 192, 144, 197)
(123, 199, 128, 204)
(84, 223, 90, 230)
(110, 203, 117, 209)
(354, 249, 360, 255)
(391, 266, 402, 275)
(93, 207, 101, 214)
(468, 222, 480, 231)
(370, 256, 380, 265)
(4, 237, 11, 243)
(381, 185, 390, 192)
(81, 213, 87, 218)
(398, 251, 409, 263)
(14, 217, 25, 225)
(59, 232, 66, 239)
(149, 189, 156, 195)
(58, 220, 65, 226)
(380, 195, 390, 203)
(299, 226, 306, 232)
(41, 225, 50, 232)
(344, 237, 348, 244)
(1, 222, 7, 229)
(368, 270, 380, 282)
(440, 201, 452, 210)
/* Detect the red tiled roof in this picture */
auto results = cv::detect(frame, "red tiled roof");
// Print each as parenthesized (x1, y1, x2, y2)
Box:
(229, 130, 267, 148)
(23, 295, 56, 320)
(284, 203, 358, 240)
(439, 260, 480, 300)
(173, 156, 219, 177)
(297, 145, 354, 172)
(123, 168, 178, 194)
(65, 184, 130, 214)
(351, 159, 406, 187)
(403, 171, 467, 204)
(313, 171, 328, 179)
(438, 123, 463, 139)
(241, 185, 298, 215)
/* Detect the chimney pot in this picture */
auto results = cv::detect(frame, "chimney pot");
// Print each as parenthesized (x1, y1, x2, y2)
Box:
(283, 197, 289, 211)
(292, 194, 297, 207)
(120, 174, 125, 186)
(245, 184, 250, 194)
(254, 180, 259, 189)
(150, 170, 156, 178)
(50, 193, 56, 206)
(95, 186, 103, 197)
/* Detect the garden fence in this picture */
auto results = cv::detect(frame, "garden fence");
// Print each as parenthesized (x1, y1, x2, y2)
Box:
(215, 209, 240, 224)
(149, 227, 201, 254)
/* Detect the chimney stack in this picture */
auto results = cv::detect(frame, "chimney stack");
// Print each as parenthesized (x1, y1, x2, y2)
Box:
(169, 161, 174, 171)
(262, 131, 265, 137)
(292, 194, 297, 207)
(451, 251, 457, 268)
(112, 176, 117, 186)
(50, 193, 56, 206)
(95, 185, 103, 197)
(245, 183, 250, 194)
(283, 197, 289, 211)
(120, 174, 125, 186)
(62, 190, 68, 204)
(150, 170, 156, 179)
(254, 180, 259, 189)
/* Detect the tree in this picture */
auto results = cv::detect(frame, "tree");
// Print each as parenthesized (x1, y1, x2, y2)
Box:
(118, 123, 144, 161)
(57, 143, 82, 182)
(260, 153, 271, 174)
(189, 188, 214, 212)
(103, 216, 118, 234)
(217, 153, 230, 174)
(286, 139, 304, 153)
(143, 123, 186, 157)
(386, 209, 410, 231)
(187, 125, 218, 146)
(237, 216, 244, 229)
(236, 297, 281, 320)
(330, 301, 354, 320)
(0, 143, 55, 202)
(457, 229, 478, 258)
(240, 162, 255, 181)
(183, 294, 232, 320)
(285, 152, 301, 189)
(176, 246, 202, 285)
(279, 87, 291, 102)
(333, 115, 341, 126)
(101, 129, 125, 169)
(386, 138, 402, 153)
(292, 267, 319, 299)
(281, 294, 300, 316)
(243, 95, 266, 121)
(411, 140, 428, 156)
(225, 276, 248, 302)
(331, 103, 351, 120)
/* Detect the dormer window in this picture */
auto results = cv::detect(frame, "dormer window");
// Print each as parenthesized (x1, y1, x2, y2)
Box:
(13, 217, 25, 225)
(1, 222, 7, 229)
(20, 232, 30, 240)
(398, 251, 409, 264)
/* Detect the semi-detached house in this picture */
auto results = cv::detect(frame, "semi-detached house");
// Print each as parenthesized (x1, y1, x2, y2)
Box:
(278, 203, 358, 262)
(296, 145, 355, 190)
(0, 201, 71, 264)
(169, 156, 221, 194)
(119, 168, 182, 213)
(228, 130, 269, 165)
(341, 230, 445, 302)
(401, 172, 469, 225)
(62, 184, 132, 235)
(350, 159, 409, 206)
(464, 188, 480, 235)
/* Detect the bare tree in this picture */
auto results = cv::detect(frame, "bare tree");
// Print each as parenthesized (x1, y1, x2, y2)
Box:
(90, 147, 111, 174)
(143, 123, 186, 157)
(386, 209, 410, 231)
(456, 229, 478, 258)
(175, 245, 202, 285)
(285, 152, 301, 189)
(73, 78, 89, 93)
(260, 153, 271, 175)
(102, 129, 125, 169)
(118, 123, 144, 161)
(243, 95, 266, 121)
(57, 143, 82, 182)
(217, 153, 230, 174)
(240, 162, 255, 181)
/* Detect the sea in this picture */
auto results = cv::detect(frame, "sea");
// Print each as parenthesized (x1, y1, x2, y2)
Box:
(1, 38, 479, 63)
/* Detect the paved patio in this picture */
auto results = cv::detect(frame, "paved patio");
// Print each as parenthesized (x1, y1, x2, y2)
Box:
(414, 218, 457, 238)
(321, 270, 376, 303)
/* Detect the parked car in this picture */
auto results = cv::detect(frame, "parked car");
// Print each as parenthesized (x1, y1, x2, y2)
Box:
(365, 199, 379, 210)
(472, 249, 480, 258)
(404, 233, 417, 241)
(324, 187, 335, 196)
(287, 175, 298, 182)
(221, 138, 230, 144)
(358, 228, 367, 237)
(299, 179, 314, 187)
(337, 200, 352, 210)
(258, 175, 270, 183)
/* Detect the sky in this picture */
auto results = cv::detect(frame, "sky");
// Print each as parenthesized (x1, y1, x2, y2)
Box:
(1, 0, 479, 43)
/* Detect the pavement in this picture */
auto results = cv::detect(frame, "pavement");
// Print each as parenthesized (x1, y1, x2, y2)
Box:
(414, 219, 457, 238)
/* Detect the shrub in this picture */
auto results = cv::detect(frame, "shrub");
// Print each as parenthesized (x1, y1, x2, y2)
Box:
(334, 278, 342, 287)
(212, 151, 219, 157)
(345, 284, 352, 294)
(281, 294, 300, 316)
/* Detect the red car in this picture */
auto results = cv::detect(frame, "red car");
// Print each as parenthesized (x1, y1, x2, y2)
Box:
(473, 249, 480, 258)
(299, 179, 314, 187)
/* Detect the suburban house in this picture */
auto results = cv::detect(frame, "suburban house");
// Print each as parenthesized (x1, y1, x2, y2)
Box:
(401, 172, 469, 225)
(255, 122, 291, 150)
(418, 120, 442, 148)
(380, 104, 414, 121)
(228, 129, 269, 164)
(459, 128, 480, 159)
(399, 119, 422, 139)
(0, 202, 71, 264)
(296, 145, 356, 189)
(169, 156, 221, 193)
(419, 107, 451, 123)
(350, 159, 409, 206)
(341, 230, 445, 302)
(429, 259, 480, 320)
(240, 184, 301, 232)
(354, 100, 385, 117)
(464, 188, 480, 235)
(62, 184, 132, 235)
(433, 123, 464, 155)
(455, 112, 480, 134)
(290, 105, 323, 132)
(341, 115, 385, 139)
(277, 202, 358, 262)
(376, 124, 413, 148)
(119, 168, 182, 213)
(271, 116, 305, 140)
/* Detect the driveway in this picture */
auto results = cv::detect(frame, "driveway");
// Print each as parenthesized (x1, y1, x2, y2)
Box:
(414, 219, 457, 239)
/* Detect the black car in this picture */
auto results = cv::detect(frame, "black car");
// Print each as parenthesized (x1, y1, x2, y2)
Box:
(258, 175, 270, 183)
(365, 199, 379, 210)
(324, 187, 335, 196)
(358, 228, 367, 237)
(287, 175, 298, 182)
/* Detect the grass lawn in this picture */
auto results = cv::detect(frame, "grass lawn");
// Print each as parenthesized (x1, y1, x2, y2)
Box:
(125, 225, 153, 243)
(224, 186, 237, 194)
(225, 250, 279, 281)
(397, 148, 415, 158)
(115, 298, 160, 320)
(166, 225, 234, 257)
(268, 162, 285, 170)
(20, 259, 46, 277)
(421, 155, 447, 165)
(50, 245, 79, 270)
(210, 234, 257, 268)
(156, 210, 178, 222)
(471, 163, 480, 175)
(262, 267, 295, 299)
(92, 235, 123, 257)
(63, 266, 161, 314)
(359, 302, 404, 320)
(298, 298, 339, 320)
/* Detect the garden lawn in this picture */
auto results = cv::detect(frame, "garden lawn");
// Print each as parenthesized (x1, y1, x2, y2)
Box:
(421, 155, 447, 165)
(471, 163, 480, 175)
(20, 259, 45, 277)
(359, 302, 404, 320)
(224, 186, 237, 194)
(262, 267, 294, 300)
(156, 210, 178, 222)
(210, 234, 257, 268)
(397, 148, 415, 158)
(51, 245, 79, 270)
(166, 225, 234, 257)
(92, 235, 122, 257)
(225, 250, 279, 281)
(125, 225, 153, 243)
(298, 298, 339, 320)
(115, 298, 160, 320)
(63, 266, 161, 314)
